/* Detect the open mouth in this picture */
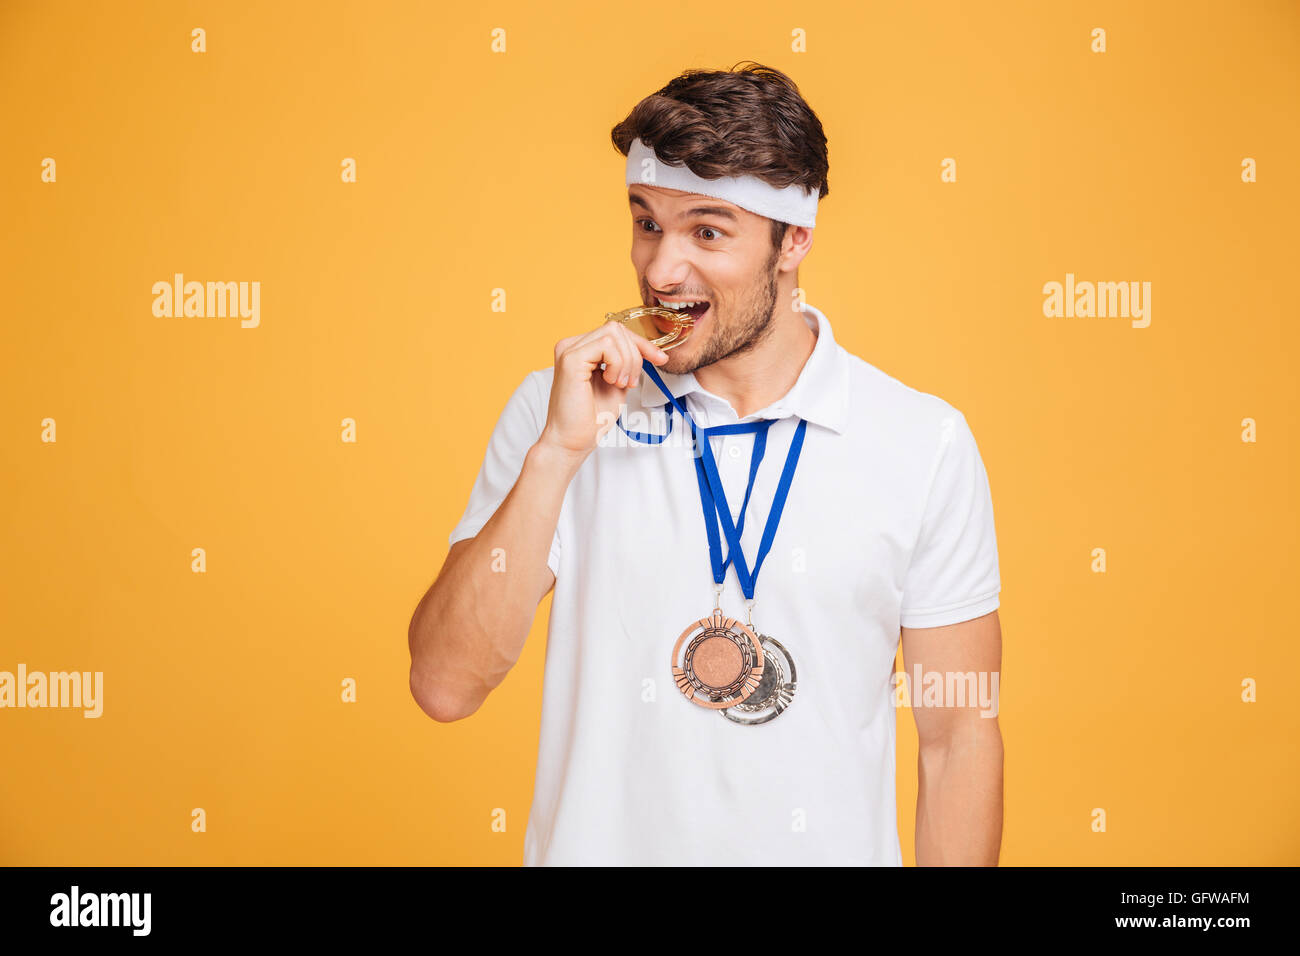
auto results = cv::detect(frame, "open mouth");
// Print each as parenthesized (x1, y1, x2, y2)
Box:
(655, 297, 711, 324)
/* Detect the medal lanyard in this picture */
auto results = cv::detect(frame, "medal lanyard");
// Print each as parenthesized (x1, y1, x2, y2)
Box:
(692, 420, 773, 581)
(639, 360, 808, 601)
(618, 374, 774, 579)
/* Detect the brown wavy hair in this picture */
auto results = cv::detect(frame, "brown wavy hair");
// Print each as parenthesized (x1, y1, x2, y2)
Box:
(611, 61, 830, 250)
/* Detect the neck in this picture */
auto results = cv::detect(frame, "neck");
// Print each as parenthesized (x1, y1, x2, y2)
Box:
(694, 306, 817, 420)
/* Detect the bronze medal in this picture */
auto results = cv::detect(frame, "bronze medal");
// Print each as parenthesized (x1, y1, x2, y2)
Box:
(671, 608, 765, 709)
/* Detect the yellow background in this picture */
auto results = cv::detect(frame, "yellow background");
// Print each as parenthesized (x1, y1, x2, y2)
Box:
(2, 0, 1297, 865)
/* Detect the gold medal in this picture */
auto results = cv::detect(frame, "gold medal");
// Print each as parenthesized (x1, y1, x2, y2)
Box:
(606, 305, 695, 351)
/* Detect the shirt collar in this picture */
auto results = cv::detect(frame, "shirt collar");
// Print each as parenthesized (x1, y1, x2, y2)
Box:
(630, 302, 852, 435)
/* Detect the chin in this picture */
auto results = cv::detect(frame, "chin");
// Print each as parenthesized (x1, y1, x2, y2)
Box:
(656, 354, 688, 376)
(660, 342, 703, 375)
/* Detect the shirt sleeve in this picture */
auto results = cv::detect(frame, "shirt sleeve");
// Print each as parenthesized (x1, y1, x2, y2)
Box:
(899, 409, 1001, 628)
(447, 370, 561, 579)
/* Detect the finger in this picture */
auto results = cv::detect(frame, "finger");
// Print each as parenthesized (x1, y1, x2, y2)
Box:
(595, 328, 627, 387)
(556, 327, 610, 368)
(598, 321, 627, 386)
(603, 321, 640, 388)
(621, 326, 671, 367)
(554, 334, 582, 362)
(613, 325, 641, 388)
(556, 328, 624, 387)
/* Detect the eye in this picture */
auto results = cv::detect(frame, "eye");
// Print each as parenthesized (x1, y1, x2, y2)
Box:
(635, 218, 661, 233)
(697, 226, 724, 241)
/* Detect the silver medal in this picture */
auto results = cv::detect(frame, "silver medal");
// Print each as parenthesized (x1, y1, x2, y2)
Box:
(720, 633, 796, 725)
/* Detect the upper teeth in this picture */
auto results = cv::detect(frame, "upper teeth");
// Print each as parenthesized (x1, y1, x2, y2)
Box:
(657, 298, 704, 310)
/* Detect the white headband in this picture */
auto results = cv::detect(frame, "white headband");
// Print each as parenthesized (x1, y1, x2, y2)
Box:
(625, 136, 819, 228)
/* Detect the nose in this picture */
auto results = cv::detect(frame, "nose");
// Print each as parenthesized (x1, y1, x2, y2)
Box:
(641, 233, 695, 294)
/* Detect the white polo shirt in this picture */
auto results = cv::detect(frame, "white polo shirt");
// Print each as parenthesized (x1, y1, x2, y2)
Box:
(448, 303, 1001, 866)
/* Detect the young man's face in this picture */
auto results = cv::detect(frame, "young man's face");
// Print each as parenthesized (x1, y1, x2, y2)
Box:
(628, 184, 785, 375)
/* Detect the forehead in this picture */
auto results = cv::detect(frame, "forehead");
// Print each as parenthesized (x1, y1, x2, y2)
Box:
(627, 184, 748, 219)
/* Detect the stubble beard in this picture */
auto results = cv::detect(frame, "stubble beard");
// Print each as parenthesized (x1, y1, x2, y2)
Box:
(656, 246, 782, 376)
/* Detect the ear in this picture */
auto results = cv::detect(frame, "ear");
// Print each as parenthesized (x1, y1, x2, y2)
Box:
(776, 225, 814, 273)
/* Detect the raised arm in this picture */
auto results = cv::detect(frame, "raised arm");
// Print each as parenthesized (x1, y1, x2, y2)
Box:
(407, 320, 669, 723)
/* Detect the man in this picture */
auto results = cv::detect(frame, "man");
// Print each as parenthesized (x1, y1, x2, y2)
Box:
(409, 62, 1003, 866)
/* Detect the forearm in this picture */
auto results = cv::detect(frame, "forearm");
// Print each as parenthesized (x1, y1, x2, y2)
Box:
(408, 438, 582, 721)
(914, 720, 1004, 865)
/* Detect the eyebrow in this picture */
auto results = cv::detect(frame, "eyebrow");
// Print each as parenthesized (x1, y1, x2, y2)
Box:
(628, 192, 739, 222)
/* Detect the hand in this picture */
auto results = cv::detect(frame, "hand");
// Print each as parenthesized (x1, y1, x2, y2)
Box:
(539, 319, 670, 462)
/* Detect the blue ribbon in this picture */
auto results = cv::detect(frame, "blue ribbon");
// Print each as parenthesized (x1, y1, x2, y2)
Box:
(617, 360, 808, 600)
(616, 401, 675, 444)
